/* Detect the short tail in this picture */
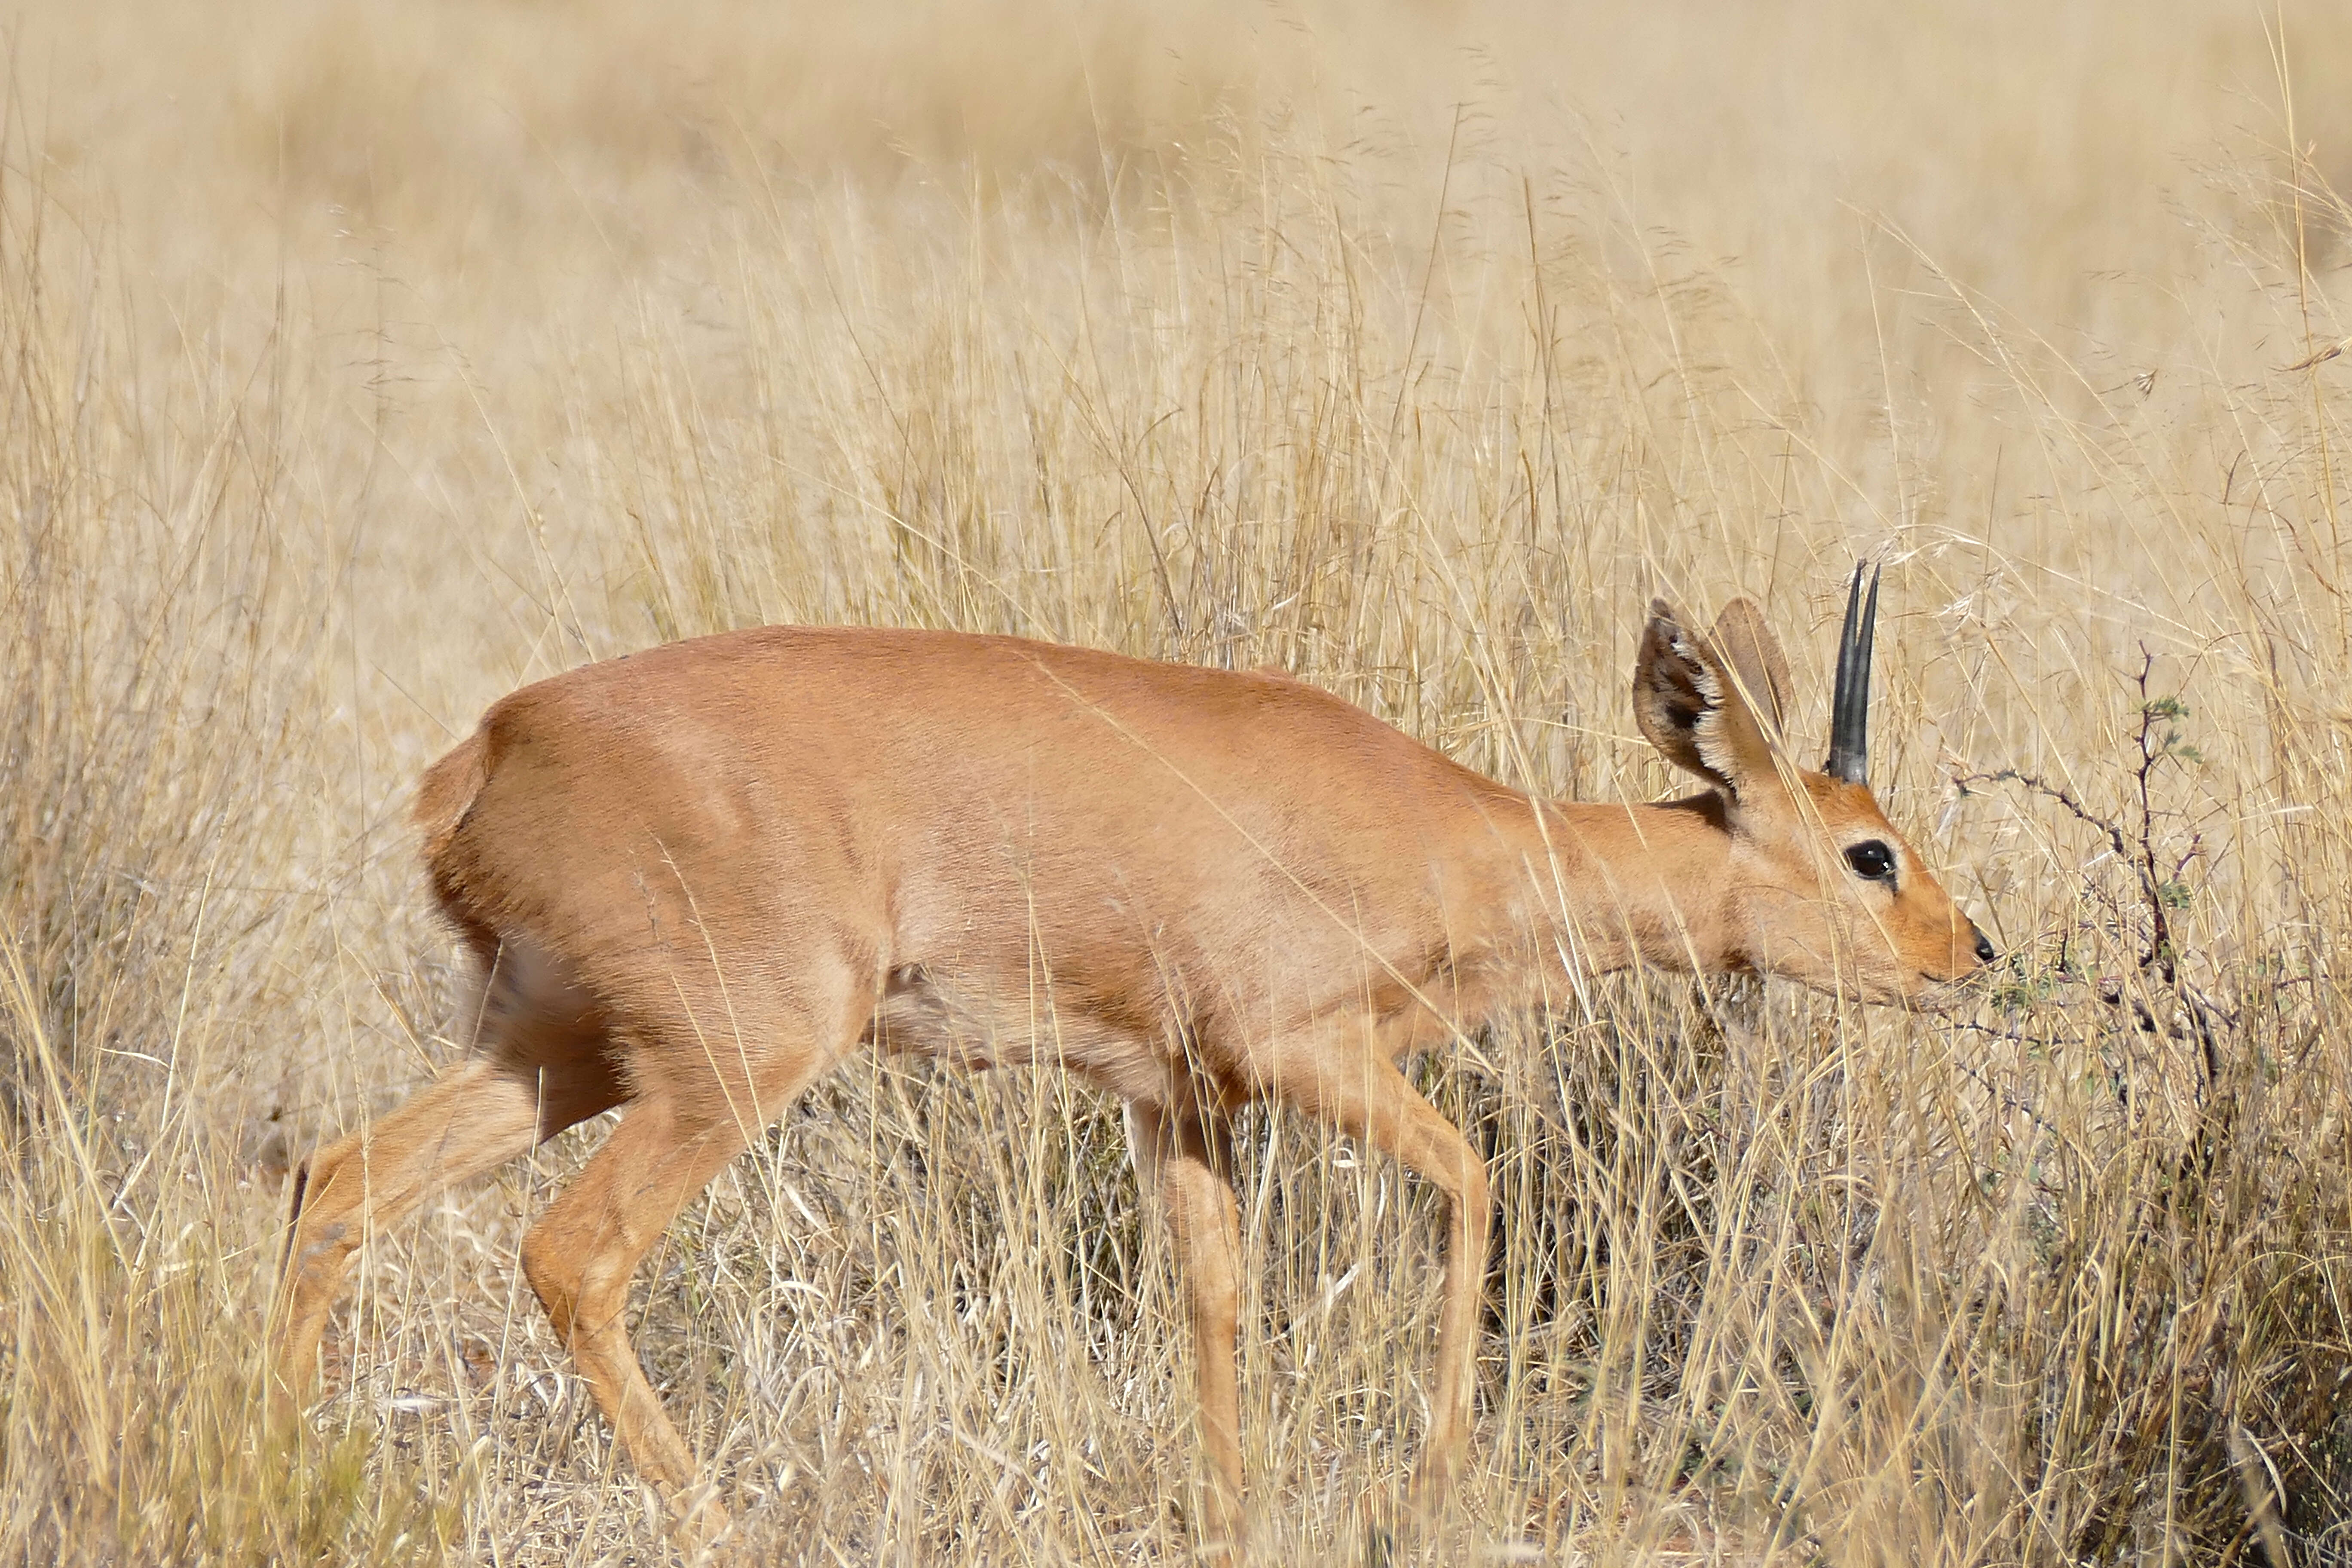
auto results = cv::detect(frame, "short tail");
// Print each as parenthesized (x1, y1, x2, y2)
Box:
(413, 729, 490, 864)
(274, 1160, 310, 1292)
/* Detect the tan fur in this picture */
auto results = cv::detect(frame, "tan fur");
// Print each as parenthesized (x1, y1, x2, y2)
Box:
(269, 601, 1988, 1548)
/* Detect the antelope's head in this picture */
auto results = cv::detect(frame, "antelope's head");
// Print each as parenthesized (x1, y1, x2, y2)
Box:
(1630, 567, 1992, 1008)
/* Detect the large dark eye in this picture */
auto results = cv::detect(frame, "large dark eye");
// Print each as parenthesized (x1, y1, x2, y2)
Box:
(1844, 840, 1898, 883)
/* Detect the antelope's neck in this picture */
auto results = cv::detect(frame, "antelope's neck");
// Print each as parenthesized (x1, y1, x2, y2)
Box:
(1464, 793, 1740, 981)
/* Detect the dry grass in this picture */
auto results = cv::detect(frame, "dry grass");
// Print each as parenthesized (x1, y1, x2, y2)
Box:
(5, 0, 2352, 1562)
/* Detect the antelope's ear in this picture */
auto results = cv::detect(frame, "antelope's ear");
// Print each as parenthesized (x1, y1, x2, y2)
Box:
(1632, 598, 1779, 795)
(1707, 596, 1792, 743)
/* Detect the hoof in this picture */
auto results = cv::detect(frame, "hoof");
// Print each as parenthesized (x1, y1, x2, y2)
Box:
(666, 1482, 732, 1553)
(1172, 1489, 1244, 1562)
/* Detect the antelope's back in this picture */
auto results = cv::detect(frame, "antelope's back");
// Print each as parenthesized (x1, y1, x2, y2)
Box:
(418, 626, 1518, 1041)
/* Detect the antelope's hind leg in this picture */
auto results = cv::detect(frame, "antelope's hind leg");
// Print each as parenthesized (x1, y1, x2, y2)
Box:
(270, 950, 627, 1420)
(514, 972, 866, 1544)
(517, 1096, 751, 1541)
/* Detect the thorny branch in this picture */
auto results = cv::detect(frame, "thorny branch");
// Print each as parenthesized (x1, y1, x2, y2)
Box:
(1956, 647, 2228, 1091)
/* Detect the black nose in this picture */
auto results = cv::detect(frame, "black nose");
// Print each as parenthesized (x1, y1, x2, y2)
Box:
(1972, 926, 1996, 965)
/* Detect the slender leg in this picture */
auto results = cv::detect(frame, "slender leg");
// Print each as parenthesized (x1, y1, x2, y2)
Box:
(270, 1058, 608, 1418)
(1281, 1052, 1490, 1510)
(271, 954, 626, 1422)
(518, 1096, 750, 1544)
(1128, 1099, 1245, 1552)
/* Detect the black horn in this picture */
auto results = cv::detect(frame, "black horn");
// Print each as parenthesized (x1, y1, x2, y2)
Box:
(1824, 562, 1879, 784)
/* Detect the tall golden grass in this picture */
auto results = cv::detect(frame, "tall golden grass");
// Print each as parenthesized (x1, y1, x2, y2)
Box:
(4, 0, 2352, 1561)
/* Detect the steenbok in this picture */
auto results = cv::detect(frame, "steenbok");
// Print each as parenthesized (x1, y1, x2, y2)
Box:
(272, 566, 1990, 1546)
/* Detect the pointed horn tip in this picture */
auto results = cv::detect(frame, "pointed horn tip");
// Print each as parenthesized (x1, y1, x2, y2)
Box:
(1826, 560, 1877, 784)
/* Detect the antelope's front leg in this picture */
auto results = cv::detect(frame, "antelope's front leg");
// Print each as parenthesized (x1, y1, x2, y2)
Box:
(1127, 1099, 1246, 1553)
(1278, 1047, 1490, 1512)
